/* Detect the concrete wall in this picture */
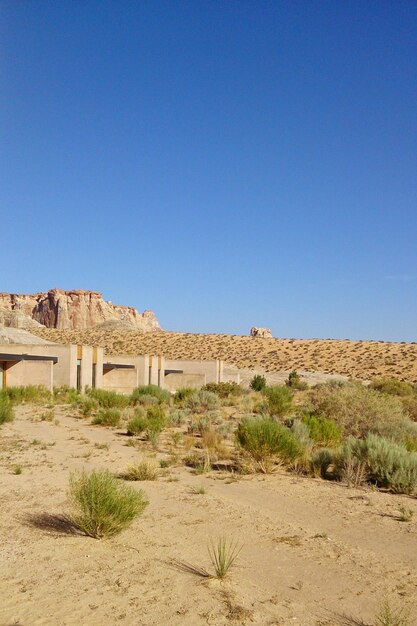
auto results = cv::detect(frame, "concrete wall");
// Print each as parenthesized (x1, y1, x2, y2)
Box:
(4, 359, 54, 392)
(164, 358, 222, 385)
(164, 372, 206, 392)
(102, 368, 139, 394)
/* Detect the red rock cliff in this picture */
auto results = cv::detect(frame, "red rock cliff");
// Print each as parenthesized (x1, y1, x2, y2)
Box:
(0, 289, 161, 331)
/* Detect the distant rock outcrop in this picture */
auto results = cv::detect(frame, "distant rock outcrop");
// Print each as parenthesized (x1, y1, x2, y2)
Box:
(250, 327, 272, 338)
(0, 325, 55, 345)
(0, 289, 160, 332)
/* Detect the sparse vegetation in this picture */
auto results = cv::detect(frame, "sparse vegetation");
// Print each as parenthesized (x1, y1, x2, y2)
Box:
(186, 389, 220, 413)
(68, 469, 148, 538)
(92, 408, 121, 427)
(86, 388, 130, 409)
(261, 385, 293, 418)
(0, 396, 14, 425)
(1, 385, 51, 404)
(208, 536, 243, 579)
(131, 385, 171, 405)
(124, 460, 158, 481)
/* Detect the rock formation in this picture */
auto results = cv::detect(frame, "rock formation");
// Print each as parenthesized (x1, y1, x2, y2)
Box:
(0, 326, 55, 345)
(0, 289, 160, 332)
(250, 326, 272, 338)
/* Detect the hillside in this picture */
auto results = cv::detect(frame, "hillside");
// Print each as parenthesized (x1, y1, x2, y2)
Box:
(29, 328, 417, 382)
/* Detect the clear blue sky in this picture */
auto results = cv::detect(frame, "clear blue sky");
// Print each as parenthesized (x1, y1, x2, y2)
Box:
(1, 1, 416, 341)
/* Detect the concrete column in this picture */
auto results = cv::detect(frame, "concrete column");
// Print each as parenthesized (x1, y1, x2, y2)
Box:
(80, 345, 93, 391)
(149, 355, 159, 386)
(94, 347, 104, 390)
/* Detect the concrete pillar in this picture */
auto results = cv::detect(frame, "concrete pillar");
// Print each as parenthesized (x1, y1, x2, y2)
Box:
(149, 355, 159, 386)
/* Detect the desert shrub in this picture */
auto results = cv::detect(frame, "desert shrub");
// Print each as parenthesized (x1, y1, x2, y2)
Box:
(236, 416, 304, 473)
(401, 394, 417, 422)
(86, 388, 129, 409)
(208, 537, 243, 580)
(133, 393, 158, 407)
(169, 408, 189, 426)
(302, 415, 342, 447)
(310, 448, 335, 478)
(250, 375, 266, 392)
(0, 396, 14, 425)
(126, 411, 148, 436)
(186, 389, 220, 413)
(370, 378, 414, 397)
(203, 382, 243, 398)
(77, 397, 99, 417)
(335, 434, 417, 494)
(262, 385, 293, 418)
(335, 437, 370, 487)
(131, 385, 170, 405)
(68, 469, 148, 538)
(124, 460, 158, 481)
(1, 385, 51, 404)
(286, 370, 308, 390)
(188, 414, 212, 435)
(53, 385, 80, 404)
(173, 387, 194, 405)
(92, 408, 121, 427)
(307, 381, 407, 438)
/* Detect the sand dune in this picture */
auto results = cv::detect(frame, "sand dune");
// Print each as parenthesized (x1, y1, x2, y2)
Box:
(30, 328, 417, 382)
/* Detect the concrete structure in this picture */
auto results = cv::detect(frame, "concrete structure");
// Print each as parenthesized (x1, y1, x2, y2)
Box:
(0, 344, 241, 394)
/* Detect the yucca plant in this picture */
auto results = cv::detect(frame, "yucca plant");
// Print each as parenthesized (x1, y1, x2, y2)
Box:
(208, 536, 243, 579)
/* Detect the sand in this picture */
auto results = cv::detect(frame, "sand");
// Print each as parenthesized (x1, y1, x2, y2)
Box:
(30, 329, 417, 383)
(1, 404, 416, 626)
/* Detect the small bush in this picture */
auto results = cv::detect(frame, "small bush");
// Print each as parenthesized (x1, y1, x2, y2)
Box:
(250, 375, 266, 392)
(68, 469, 148, 538)
(0, 396, 14, 425)
(302, 415, 342, 447)
(126, 415, 148, 436)
(124, 460, 158, 481)
(86, 388, 129, 409)
(173, 387, 194, 405)
(169, 409, 188, 426)
(203, 382, 243, 398)
(92, 408, 121, 427)
(131, 385, 171, 405)
(186, 390, 220, 413)
(310, 448, 335, 478)
(77, 397, 99, 417)
(262, 385, 293, 418)
(236, 416, 304, 473)
(286, 370, 308, 390)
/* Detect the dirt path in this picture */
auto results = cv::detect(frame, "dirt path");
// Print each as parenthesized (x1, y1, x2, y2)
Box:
(1, 406, 416, 626)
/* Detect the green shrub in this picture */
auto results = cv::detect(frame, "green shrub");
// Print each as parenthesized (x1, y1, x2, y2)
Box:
(131, 385, 171, 405)
(1, 385, 51, 404)
(236, 416, 304, 473)
(310, 448, 335, 478)
(186, 389, 220, 413)
(86, 388, 129, 409)
(203, 382, 243, 398)
(262, 385, 293, 418)
(302, 415, 342, 446)
(77, 397, 99, 417)
(92, 408, 121, 427)
(68, 469, 148, 538)
(54, 386, 80, 404)
(307, 381, 407, 438)
(0, 397, 14, 425)
(173, 387, 194, 405)
(126, 412, 148, 436)
(250, 375, 266, 392)
(370, 378, 414, 397)
(286, 370, 308, 390)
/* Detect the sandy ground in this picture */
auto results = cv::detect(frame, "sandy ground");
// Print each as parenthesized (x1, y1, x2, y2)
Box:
(1, 405, 416, 626)
(32, 329, 417, 383)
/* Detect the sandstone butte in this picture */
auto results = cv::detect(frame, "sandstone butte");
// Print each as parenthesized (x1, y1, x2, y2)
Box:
(0, 289, 160, 332)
